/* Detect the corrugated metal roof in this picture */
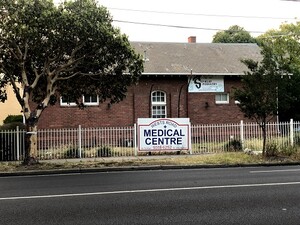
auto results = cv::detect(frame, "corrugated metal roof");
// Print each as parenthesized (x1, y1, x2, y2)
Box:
(131, 42, 262, 75)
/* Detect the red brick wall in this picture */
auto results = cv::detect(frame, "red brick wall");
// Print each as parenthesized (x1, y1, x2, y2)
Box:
(133, 76, 188, 119)
(188, 76, 247, 124)
(38, 93, 135, 128)
(37, 75, 250, 129)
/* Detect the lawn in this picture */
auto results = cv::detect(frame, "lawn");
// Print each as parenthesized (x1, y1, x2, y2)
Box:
(1, 151, 300, 173)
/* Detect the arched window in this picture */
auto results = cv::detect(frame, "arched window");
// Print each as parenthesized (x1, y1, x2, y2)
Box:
(151, 91, 167, 118)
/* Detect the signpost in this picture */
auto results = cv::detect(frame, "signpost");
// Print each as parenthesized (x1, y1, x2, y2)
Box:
(138, 118, 191, 153)
(188, 75, 224, 93)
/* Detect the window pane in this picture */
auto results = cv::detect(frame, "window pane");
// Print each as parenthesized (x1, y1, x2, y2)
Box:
(84, 95, 97, 102)
(221, 94, 227, 101)
(61, 96, 73, 103)
(152, 91, 165, 103)
(61, 96, 68, 103)
(152, 106, 166, 118)
(151, 91, 167, 118)
(215, 93, 229, 104)
(84, 94, 98, 105)
(91, 95, 98, 102)
(60, 96, 76, 106)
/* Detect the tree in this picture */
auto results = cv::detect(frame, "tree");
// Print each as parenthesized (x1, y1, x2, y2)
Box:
(0, 0, 144, 164)
(234, 47, 282, 156)
(212, 25, 256, 43)
(257, 22, 300, 121)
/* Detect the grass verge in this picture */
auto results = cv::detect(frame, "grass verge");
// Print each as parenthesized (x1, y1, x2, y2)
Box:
(0, 152, 300, 173)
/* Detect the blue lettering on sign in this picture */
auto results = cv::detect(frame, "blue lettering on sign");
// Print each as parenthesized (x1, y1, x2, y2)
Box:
(144, 137, 183, 145)
(144, 130, 151, 137)
(145, 138, 151, 145)
(152, 129, 157, 136)
(144, 129, 185, 137)
(143, 127, 186, 146)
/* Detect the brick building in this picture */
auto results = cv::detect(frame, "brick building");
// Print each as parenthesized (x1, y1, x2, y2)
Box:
(37, 37, 262, 129)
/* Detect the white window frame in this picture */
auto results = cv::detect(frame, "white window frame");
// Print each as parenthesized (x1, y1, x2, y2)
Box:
(215, 93, 229, 104)
(83, 94, 99, 106)
(151, 91, 167, 118)
(60, 96, 77, 106)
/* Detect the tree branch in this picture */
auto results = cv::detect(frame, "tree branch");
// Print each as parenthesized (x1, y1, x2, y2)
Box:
(30, 68, 42, 89)
(56, 71, 80, 80)
(71, 41, 86, 58)
(52, 42, 86, 74)
(8, 47, 19, 60)
(53, 55, 85, 75)
(48, 48, 61, 62)
(10, 41, 23, 60)
(23, 41, 29, 61)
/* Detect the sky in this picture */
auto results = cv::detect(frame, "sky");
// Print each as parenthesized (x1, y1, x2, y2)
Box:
(56, 0, 300, 43)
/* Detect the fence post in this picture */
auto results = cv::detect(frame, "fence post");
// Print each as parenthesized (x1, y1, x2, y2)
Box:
(134, 123, 137, 156)
(189, 123, 193, 155)
(16, 126, 20, 161)
(78, 125, 82, 158)
(240, 120, 244, 150)
(290, 119, 294, 147)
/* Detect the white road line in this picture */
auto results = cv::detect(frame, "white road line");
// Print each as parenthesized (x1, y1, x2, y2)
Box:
(1, 181, 300, 201)
(250, 169, 300, 173)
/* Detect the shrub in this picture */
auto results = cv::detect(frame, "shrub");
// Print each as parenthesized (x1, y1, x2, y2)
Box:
(0, 122, 25, 130)
(280, 146, 297, 157)
(225, 139, 242, 152)
(3, 115, 23, 124)
(265, 142, 279, 157)
(294, 133, 300, 146)
(64, 147, 80, 158)
(97, 146, 112, 157)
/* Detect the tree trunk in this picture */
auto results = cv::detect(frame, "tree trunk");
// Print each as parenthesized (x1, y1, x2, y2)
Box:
(24, 124, 38, 165)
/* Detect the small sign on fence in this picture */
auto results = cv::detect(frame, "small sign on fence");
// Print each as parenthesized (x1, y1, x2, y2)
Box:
(137, 118, 191, 152)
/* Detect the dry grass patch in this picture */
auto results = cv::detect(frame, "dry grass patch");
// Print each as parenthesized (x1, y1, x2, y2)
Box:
(0, 152, 299, 173)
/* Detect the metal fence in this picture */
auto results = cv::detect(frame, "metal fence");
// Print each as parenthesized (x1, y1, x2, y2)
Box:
(192, 120, 300, 153)
(0, 126, 25, 161)
(37, 125, 136, 160)
(1, 120, 300, 161)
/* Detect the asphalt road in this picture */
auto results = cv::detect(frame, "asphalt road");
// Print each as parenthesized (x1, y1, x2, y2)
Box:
(0, 165, 300, 225)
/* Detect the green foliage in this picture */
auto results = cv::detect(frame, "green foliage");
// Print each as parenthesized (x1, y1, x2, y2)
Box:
(0, 0, 143, 163)
(3, 115, 23, 124)
(294, 133, 300, 146)
(225, 139, 242, 152)
(280, 146, 297, 157)
(1, 115, 25, 130)
(234, 56, 280, 123)
(212, 25, 256, 43)
(0, 122, 25, 130)
(265, 142, 279, 157)
(234, 46, 287, 155)
(0, 0, 143, 117)
(257, 22, 300, 121)
(257, 22, 300, 73)
(97, 146, 112, 157)
(64, 147, 80, 158)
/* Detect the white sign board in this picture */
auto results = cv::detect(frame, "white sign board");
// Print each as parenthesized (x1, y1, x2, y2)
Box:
(138, 118, 191, 152)
(188, 75, 224, 92)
